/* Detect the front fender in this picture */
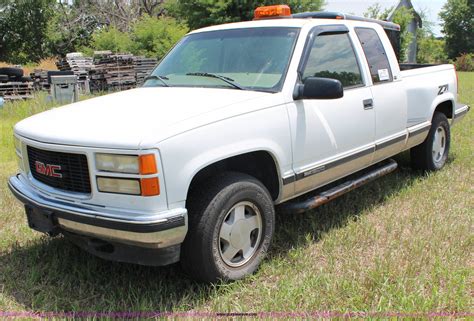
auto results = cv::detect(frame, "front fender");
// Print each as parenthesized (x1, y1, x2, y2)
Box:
(158, 107, 293, 207)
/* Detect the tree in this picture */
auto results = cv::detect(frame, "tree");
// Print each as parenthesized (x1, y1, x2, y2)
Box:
(417, 37, 447, 63)
(363, 3, 414, 62)
(439, 0, 474, 59)
(46, 1, 100, 57)
(89, 25, 133, 53)
(85, 0, 167, 32)
(130, 15, 188, 58)
(0, 0, 55, 63)
(392, 7, 414, 62)
(416, 8, 447, 64)
(85, 14, 188, 59)
(167, 0, 325, 30)
(363, 3, 392, 20)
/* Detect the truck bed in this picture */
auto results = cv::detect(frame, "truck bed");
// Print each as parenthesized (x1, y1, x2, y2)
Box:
(400, 64, 457, 127)
(399, 63, 440, 71)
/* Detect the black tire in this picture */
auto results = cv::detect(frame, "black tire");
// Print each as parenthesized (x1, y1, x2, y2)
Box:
(0, 67, 23, 78)
(20, 76, 32, 82)
(410, 112, 450, 171)
(0, 74, 8, 82)
(181, 172, 275, 282)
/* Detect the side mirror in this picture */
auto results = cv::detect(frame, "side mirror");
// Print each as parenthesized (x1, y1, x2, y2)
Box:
(293, 77, 344, 100)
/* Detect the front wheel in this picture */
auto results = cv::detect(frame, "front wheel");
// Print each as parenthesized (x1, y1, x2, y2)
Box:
(181, 172, 275, 282)
(410, 112, 451, 171)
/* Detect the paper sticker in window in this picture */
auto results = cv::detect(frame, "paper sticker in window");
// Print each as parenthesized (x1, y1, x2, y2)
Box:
(378, 69, 390, 81)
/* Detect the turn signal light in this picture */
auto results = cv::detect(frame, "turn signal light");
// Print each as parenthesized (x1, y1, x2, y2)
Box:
(139, 154, 158, 175)
(254, 5, 291, 20)
(141, 177, 160, 196)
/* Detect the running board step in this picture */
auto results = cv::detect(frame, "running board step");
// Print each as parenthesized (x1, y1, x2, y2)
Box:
(280, 159, 398, 214)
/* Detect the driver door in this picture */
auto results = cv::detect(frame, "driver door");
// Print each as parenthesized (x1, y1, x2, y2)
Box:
(288, 26, 375, 195)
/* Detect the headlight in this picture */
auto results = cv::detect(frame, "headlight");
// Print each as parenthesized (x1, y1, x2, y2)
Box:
(97, 177, 141, 195)
(95, 153, 158, 174)
(96, 154, 139, 174)
(95, 153, 159, 196)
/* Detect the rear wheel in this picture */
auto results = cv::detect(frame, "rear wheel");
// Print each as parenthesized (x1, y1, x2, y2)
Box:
(410, 112, 450, 171)
(181, 172, 275, 282)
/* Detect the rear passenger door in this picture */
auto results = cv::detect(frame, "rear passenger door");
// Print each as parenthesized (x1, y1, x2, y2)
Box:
(355, 27, 408, 163)
(289, 26, 375, 195)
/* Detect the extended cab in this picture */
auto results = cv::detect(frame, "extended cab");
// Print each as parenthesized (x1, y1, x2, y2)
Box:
(8, 5, 470, 282)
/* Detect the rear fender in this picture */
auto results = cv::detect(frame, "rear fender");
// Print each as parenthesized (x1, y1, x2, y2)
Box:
(429, 93, 455, 124)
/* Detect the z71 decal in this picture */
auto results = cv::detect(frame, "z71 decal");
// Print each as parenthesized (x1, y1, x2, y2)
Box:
(438, 84, 449, 95)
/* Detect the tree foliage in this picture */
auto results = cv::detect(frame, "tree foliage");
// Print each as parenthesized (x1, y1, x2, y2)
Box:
(167, 0, 325, 30)
(439, 0, 474, 59)
(0, 0, 189, 62)
(46, 2, 99, 57)
(0, 0, 55, 63)
(391, 7, 414, 62)
(86, 15, 188, 59)
(363, 3, 414, 62)
(88, 26, 133, 54)
(416, 9, 447, 64)
(130, 15, 187, 58)
(453, 53, 474, 71)
(84, 0, 167, 32)
(363, 3, 392, 20)
(417, 37, 447, 63)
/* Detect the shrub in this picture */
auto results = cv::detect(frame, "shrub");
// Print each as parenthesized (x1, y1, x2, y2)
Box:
(417, 37, 448, 64)
(453, 53, 474, 71)
(130, 15, 188, 59)
(85, 15, 188, 59)
(89, 26, 133, 54)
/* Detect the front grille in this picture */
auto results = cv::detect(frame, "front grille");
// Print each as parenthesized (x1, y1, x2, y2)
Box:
(27, 146, 91, 194)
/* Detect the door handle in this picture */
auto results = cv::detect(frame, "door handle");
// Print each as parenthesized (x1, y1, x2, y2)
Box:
(363, 99, 374, 110)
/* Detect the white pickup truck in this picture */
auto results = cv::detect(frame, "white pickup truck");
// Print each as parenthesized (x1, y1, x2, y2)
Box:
(9, 5, 470, 282)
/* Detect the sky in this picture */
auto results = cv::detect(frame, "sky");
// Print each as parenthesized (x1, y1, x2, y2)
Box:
(324, 0, 448, 36)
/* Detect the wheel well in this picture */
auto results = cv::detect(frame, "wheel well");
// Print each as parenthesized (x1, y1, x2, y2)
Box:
(186, 151, 280, 203)
(434, 101, 453, 119)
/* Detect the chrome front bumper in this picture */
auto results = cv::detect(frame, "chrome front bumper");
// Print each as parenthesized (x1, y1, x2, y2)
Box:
(8, 174, 188, 249)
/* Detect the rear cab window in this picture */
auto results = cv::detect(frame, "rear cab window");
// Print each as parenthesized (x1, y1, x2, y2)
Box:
(355, 28, 393, 84)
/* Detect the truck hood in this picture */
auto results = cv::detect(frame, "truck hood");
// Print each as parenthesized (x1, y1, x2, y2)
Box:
(14, 87, 275, 149)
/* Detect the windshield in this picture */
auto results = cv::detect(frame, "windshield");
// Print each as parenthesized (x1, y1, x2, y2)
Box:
(145, 27, 299, 92)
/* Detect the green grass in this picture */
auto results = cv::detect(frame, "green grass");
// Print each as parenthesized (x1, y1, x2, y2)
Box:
(0, 74, 472, 315)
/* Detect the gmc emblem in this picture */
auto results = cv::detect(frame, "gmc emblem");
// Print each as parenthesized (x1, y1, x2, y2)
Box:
(35, 161, 62, 178)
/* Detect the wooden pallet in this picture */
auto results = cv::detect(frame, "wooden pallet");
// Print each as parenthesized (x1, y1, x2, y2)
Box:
(30, 69, 51, 91)
(2, 94, 34, 100)
(134, 56, 157, 85)
(0, 81, 35, 100)
(56, 55, 94, 94)
(90, 53, 137, 92)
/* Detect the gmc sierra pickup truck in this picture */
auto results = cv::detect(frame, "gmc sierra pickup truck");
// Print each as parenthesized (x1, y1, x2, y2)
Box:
(8, 5, 470, 282)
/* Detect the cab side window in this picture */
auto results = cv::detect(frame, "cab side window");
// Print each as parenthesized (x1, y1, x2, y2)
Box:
(302, 33, 363, 88)
(355, 27, 393, 84)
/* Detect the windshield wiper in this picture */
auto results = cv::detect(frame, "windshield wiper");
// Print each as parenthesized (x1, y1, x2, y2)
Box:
(144, 75, 169, 87)
(186, 72, 245, 90)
